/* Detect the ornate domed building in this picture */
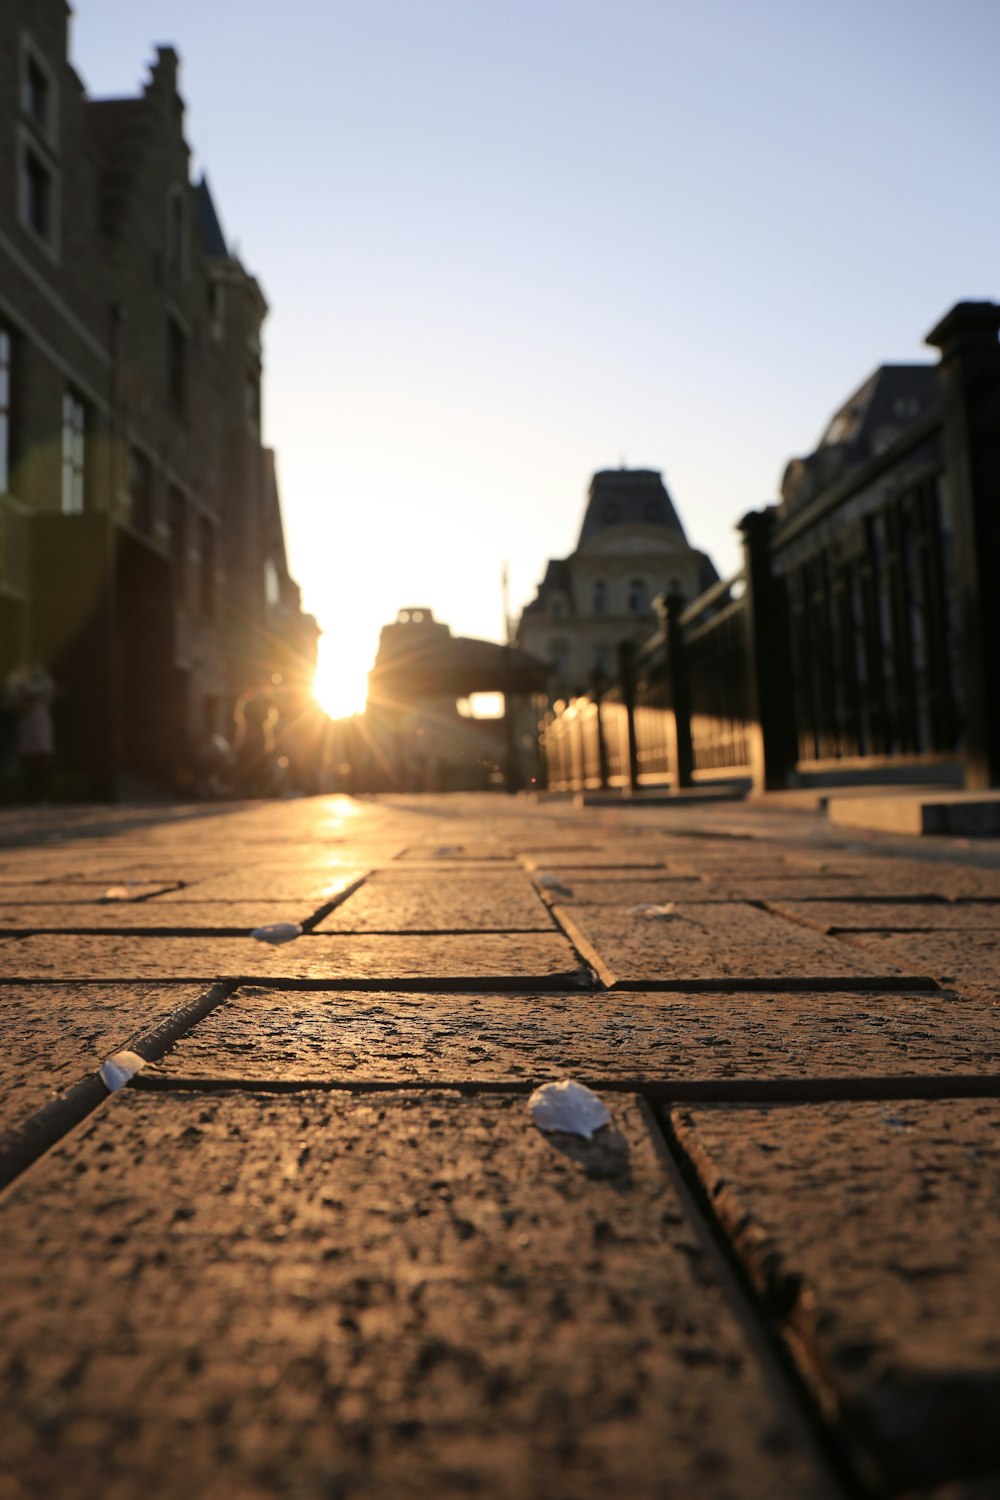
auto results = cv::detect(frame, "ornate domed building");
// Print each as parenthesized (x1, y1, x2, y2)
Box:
(516, 468, 718, 701)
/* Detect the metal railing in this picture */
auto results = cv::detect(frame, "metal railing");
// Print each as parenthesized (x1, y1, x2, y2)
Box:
(540, 403, 968, 794)
(772, 417, 958, 768)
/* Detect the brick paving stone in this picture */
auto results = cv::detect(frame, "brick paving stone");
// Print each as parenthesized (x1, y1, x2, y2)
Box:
(661, 855, 811, 876)
(0, 881, 177, 903)
(61, 863, 232, 882)
(0, 902, 319, 932)
(0, 933, 588, 987)
(670, 1099, 1000, 1492)
(545, 876, 713, 904)
(314, 874, 554, 933)
(395, 844, 514, 861)
(156, 868, 367, 902)
(829, 863, 1000, 900)
(150, 986, 1000, 1085)
(512, 843, 606, 858)
(766, 901, 1000, 934)
(705, 864, 1000, 902)
(521, 856, 674, 873)
(554, 901, 931, 990)
(0, 1090, 833, 1500)
(844, 932, 1000, 991)
(702, 875, 920, 901)
(0, 983, 203, 1137)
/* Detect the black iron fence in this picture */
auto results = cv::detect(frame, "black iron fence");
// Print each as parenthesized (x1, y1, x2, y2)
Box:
(540, 300, 1000, 794)
(542, 579, 753, 793)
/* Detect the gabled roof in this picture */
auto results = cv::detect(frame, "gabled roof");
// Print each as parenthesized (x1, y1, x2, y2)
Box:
(577, 469, 687, 550)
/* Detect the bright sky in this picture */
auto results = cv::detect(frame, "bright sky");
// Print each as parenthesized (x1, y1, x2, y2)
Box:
(71, 0, 1000, 717)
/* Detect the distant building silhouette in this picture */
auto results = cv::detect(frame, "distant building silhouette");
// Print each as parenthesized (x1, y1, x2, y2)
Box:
(516, 468, 718, 700)
(779, 365, 940, 517)
(358, 607, 548, 791)
(0, 6, 316, 797)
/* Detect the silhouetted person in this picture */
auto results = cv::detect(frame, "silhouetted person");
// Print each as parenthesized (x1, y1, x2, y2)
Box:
(233, 682, 277, 797)
(10, 665, 56, 803)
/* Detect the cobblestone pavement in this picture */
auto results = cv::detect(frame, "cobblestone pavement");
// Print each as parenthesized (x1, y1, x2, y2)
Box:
(1, 791, 999, 1499)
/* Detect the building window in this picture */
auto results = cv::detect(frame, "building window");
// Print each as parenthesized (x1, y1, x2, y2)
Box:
(128, 447, 153, 534)
(628, 578, 648, 613)
(20, 35, 57, 142)
(593, 579, 606, 615)
(200, 516, 215, 619)
(23, 57, 49, 130)
(167, 187, 185, 276)
(264, 557, 281, 609)
(0, 330, 12, 495)
(61, 392, 85, 513)
(169, 486, 186, 596)
(208, 281, 226, 342)
(245, 366, 261, 426)
(549, 596, 566, 620)
(19, 138, 56, 246)
(167, 315, 187, 413)
(549, 638, 570, 681)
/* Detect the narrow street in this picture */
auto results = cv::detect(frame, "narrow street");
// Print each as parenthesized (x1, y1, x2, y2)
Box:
(1, 792, 998, 1498)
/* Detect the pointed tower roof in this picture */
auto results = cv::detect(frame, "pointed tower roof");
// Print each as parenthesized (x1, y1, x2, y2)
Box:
(195, 174, 229, 258)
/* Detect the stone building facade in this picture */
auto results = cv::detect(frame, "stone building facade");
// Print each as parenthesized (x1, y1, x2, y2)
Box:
(516, 468, 718, 702)
(0, 2, 315, 796)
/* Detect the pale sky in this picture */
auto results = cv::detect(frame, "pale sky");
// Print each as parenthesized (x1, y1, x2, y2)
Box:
(71, 0, 1000, 716)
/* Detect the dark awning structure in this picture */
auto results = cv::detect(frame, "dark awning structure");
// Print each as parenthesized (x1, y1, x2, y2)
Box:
(369, 634, 550, 701)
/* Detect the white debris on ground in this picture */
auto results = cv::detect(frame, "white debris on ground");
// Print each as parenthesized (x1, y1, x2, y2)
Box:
(98, 1050, 145, 1092)
(630, 902, 706, 928)
(250, 922, 303, 944)
(528, 1079, 612, 1139)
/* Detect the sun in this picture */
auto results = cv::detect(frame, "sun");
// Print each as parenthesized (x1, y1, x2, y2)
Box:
(312, 635, 370, 720)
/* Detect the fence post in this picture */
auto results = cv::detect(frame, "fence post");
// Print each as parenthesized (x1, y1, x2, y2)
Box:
(591, 670, 610, 789)
(573, 705, 587, 791)
(616, 639, 640, 794)
(536, 712, 550, 791)
(925, 301, 1000, 789)
(739, 507, 797, 792)
(662, 592, 694, 789)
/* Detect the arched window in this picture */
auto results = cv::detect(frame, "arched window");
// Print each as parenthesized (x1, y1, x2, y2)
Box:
(167, 186, 185, 276)
(593, 579, 606, 615)
(628, 578, 648, 613)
